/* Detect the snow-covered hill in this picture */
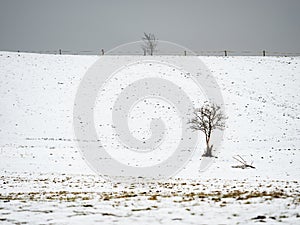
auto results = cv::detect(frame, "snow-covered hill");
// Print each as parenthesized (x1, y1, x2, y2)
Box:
(0, 51, 299, 180)
(0, 51, 299, 224)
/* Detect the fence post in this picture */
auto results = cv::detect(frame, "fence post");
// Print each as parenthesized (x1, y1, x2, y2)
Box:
(262, 50, 266, 56)
(224, 50, 227, 56)
(59, 49, 62, 55)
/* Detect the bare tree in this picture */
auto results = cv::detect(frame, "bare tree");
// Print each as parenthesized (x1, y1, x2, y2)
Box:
(189, 103, 226, 157)
(141, 32, 157, 56)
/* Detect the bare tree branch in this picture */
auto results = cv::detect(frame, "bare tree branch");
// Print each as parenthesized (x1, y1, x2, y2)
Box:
(232, 155, 256, 169)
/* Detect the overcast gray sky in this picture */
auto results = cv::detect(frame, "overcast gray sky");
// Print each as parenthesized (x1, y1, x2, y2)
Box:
(0, 0, 299, 55)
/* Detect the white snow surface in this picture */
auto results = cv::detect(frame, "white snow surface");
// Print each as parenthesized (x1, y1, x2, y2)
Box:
(0, 51, 299, 224)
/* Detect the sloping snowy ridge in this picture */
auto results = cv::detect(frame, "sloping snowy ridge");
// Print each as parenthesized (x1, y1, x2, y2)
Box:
(0, 52, 299, 224)
(0, 51, 299, 180)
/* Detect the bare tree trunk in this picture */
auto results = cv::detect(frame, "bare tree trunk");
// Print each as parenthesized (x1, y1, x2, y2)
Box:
(205, 145, 213, 157)
(204, 138, 213, 157)
(206, 145, 212, 157)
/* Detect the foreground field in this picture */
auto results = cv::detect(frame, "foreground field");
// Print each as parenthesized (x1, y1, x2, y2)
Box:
(0, 172, 299, 225)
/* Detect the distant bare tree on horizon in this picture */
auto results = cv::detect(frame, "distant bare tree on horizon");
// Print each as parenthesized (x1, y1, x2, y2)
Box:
(189, 103, 226, 157)
(141, 33, 157, 56)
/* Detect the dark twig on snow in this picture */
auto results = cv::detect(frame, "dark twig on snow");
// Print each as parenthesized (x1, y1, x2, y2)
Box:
(232, 155, 256, 169)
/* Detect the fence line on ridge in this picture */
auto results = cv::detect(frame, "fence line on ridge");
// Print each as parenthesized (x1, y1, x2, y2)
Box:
(3, 49, 300, 57)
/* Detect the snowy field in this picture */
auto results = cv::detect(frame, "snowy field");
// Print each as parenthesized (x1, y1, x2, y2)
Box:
(0, 51, 299, 224)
